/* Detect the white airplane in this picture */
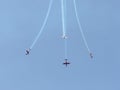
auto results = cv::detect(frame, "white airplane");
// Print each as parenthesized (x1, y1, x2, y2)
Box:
(62, 35, 68, 39)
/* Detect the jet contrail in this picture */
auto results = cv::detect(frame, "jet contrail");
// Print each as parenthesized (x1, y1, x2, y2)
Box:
(73, 0, 91, 53)
(30, 0, 53, 49)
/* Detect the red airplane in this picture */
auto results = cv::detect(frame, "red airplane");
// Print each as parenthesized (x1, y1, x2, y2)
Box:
(63, 59, 70, 67)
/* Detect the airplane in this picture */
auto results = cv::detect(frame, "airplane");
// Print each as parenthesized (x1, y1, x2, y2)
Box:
(62, 35, 68, 39)
(63, 59, 70, 67)
(90, 53, 93, 59)
(25, 49, 31, 55)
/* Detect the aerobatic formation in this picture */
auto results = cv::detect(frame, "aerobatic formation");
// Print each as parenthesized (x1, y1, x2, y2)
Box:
(25, 0, 93, 67)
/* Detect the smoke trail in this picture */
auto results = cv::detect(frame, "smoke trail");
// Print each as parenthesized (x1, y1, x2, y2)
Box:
(73, 0, 90, 53)
(30, 0, 53, 49)
(61, 0, 66, 35)
(61, 0, 68, 59)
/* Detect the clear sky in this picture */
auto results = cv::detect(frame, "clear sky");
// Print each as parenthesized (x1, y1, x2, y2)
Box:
(0, 0, 120, 90)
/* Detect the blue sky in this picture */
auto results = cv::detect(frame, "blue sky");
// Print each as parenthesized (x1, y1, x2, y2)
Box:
(0, 0, 120, 90)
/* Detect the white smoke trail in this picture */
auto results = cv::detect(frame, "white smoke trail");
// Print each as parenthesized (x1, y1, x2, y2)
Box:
(61, 0, 68, 59)
(73, 0, 91, 53)
(30, 0, 53, 49)
(61, 0, 66, 36)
